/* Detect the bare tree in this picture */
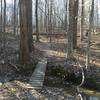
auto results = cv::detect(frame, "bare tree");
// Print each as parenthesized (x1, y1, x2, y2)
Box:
(81, 0, 85, 41)
(44, 0, 48, 32)
(73, 0, 79, 49)
(96, 0, 99, 31)
(35, 0, 39, 41)
(39, 1, 44, 32)
(49, 0, 53, 43)
(4, 0, 6, 32)
(47, 0, 50, 33)
(64, 0, 68, 31)
(27, 0, 33, 52)
(86, 0, 94, 68)
(0, 0, 3, 32)
(19, 0, 30, 64)
(13, 0, 17, 35)
(67, 0, 74, 58)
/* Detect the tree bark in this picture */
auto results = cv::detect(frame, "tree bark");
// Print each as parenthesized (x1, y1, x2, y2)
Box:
(81, 0, 84, 41)
(96, 1, 99, 31)
(73, 0, 79, 49)
(49, 0, 53, 43)
(13, 0, 17, 35)
(27, 0, 33, 52)
(64, 0, 68, 32)
(4, 0, 6, 32)
(67, 0, 74, 58)
(86, 0, 94, 68)
(0, 0, 2, 32)
(19, 0, 30, 64)
(35, 0, 39, 42)
(44, 0, 48, 32)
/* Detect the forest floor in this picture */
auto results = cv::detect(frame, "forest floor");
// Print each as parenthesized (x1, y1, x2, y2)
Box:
(0, 32, 100, 99)
(34, 34, 100, 77)
(36, 33, 100, 66)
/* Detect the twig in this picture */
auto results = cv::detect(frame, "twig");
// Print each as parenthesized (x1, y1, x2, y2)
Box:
(8, 63, 19, 71)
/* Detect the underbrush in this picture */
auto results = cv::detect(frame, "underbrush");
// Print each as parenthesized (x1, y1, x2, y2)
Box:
(44, 65, 100, 92)
(16, 61, 37, 76)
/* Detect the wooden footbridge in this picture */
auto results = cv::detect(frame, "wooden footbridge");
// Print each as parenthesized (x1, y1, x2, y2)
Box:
(29, 58, 47, 89)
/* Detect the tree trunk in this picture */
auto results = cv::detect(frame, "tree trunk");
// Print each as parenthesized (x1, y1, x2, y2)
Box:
(19, 0, 30, 64)
(13, 0, 16, 35)
(67, 0, 74, 58)
(0, 0, 2, 32)
(86, 0, 94, 68)
(96, 1, 99, 31)
(40, 6, 43, 32)
(35, 0, 39, 42)
(27, 0, 33, 52)
(44, 0, 48, 32)
(81, 0, 84, 41)
(73, 0, 79, 49)
(49, 0, 53, 43)
(64, 0, 68, 31)
(3, 0, 6, 52)
(47, 0, 50, 33)
(4, 0, 6, 32)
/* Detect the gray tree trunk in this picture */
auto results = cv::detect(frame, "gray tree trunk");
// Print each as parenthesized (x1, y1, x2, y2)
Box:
(86, 0, 94, 68)
(4, 0, 6, 32)
(73, 0, 79, 49)
(44, 0, 48, 32)
(49, 0, 53, 43)
(81, 0, 84, 41)
(0, 0, 3, 32)
(35, 0, 39, 42)
(67, 0, 74, 58)
(13, 0, 17, 35)
(19, 0, 30, 64)
(27, 0, 33, 52)
(64, 0, 68, 31)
